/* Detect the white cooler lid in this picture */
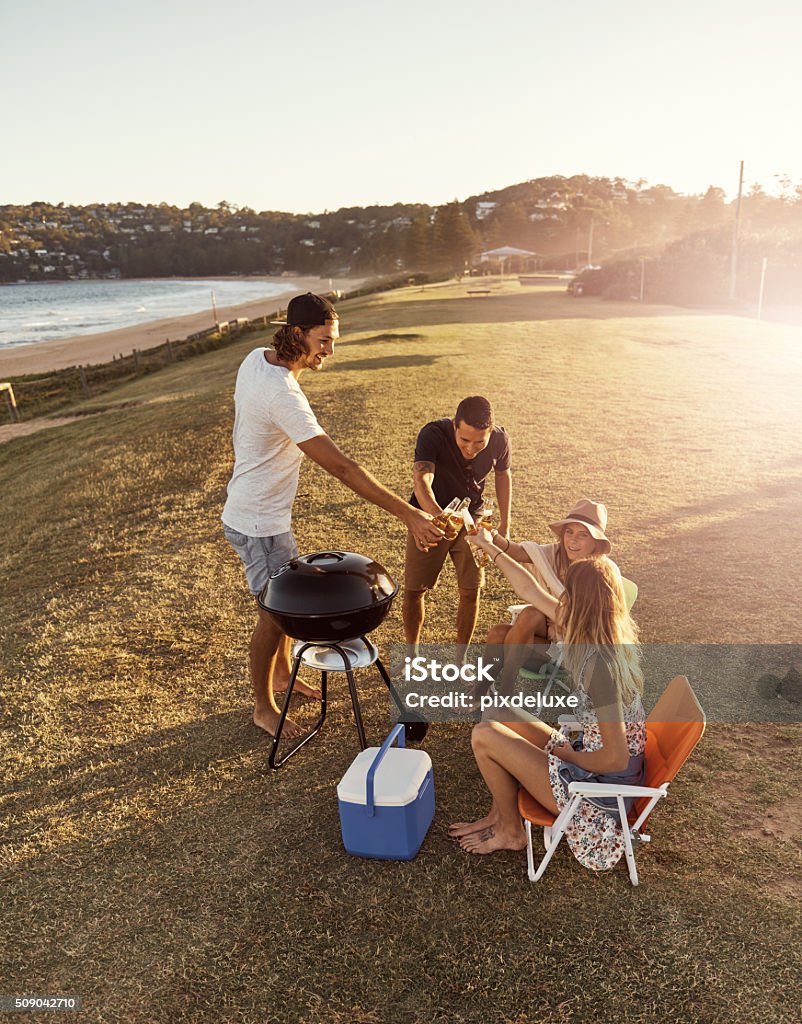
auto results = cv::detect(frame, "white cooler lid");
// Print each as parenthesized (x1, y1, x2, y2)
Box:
(337, 747, 432, 807)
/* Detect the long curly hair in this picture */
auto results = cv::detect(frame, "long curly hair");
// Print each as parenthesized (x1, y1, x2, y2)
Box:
(272, 324, 310, 363)
(558, 557, 643, 702)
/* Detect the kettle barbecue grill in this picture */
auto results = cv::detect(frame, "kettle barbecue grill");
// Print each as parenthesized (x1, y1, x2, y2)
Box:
(258, 550, 427, 768)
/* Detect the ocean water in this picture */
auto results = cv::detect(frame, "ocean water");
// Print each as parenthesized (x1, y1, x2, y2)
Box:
(0, 278, 299, 350)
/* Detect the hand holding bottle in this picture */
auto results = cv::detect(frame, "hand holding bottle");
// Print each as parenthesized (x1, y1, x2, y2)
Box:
(465, 501, 494, 566)
(465, 525, 494, 551)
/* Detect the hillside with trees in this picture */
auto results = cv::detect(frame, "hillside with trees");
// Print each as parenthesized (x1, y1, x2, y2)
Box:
(2, 174, 802, 304)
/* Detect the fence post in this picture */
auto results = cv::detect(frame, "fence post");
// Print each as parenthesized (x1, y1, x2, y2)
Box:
(1, 382, 20, 423)
(166, 338, 174, 361)
(78, 365, 90, 398)
(757, 257, 768, 321)
(133, 349, 140, 373)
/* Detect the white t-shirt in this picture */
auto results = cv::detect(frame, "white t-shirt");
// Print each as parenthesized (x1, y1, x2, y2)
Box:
(222, 348, 324, 536)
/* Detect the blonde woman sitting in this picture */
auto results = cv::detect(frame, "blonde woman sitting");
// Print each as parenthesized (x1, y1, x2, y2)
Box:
(450, 551, 646, 873)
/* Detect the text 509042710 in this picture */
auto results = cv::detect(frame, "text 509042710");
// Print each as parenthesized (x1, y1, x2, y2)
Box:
(0, 996, 82, 1012)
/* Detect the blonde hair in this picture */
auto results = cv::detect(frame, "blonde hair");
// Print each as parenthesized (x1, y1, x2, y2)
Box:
(558, 557, 643, 703)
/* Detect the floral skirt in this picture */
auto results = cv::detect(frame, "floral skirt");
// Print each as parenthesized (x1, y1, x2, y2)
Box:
(545, 738, 634, 873)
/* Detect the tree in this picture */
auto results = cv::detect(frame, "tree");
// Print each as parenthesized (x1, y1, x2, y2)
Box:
(432, 202, 478, 274)
(405, 211, 432, 270)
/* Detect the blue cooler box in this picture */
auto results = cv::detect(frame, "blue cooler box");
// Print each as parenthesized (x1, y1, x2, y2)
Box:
(337, 724, 435, 860)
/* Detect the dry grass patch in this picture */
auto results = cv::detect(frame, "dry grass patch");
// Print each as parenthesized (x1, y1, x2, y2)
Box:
(2, 287, 801, 1023)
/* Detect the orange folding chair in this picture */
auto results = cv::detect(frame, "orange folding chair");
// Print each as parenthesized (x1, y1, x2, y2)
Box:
(519, 674, 706, 886)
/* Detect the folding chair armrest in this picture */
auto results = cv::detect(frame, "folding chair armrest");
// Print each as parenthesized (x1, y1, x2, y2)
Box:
(507, 604, 528, 623)
(566, 781, 669, 799)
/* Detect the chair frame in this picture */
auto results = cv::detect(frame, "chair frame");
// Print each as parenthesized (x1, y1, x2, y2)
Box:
(520, 674, 705, 886)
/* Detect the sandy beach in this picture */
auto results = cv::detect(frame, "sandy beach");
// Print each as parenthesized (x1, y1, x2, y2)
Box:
(0, 276, 364, 377)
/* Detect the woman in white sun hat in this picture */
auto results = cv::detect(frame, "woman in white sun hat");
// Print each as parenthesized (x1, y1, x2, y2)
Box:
(468, 499, 622, 701)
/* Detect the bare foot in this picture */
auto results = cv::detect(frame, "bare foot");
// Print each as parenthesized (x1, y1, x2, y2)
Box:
(459, 823, 528, 855)
(466, 679, 492, 704)
(448, 811, 498, 838)
(273, 677, 322, 700)
(253, 706, 305, 741)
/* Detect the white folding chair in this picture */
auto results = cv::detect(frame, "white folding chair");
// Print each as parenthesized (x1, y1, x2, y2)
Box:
(518, 675, 705, 886)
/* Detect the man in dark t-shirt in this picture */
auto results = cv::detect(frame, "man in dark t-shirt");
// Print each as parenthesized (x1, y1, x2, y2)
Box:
(403, 395, 512, 647)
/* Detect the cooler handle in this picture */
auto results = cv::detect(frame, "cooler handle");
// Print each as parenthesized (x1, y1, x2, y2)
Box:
(365, 723, 406, 817)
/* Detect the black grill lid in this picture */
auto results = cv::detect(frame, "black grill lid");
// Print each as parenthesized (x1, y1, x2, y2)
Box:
(259, 551, 397, 617)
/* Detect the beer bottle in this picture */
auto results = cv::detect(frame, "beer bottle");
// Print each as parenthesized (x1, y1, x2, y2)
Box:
(465, 500, 494, 566)
(431, 498, 461, 540)
(477, 501, 494, 566)
(445, 497, 470, 540)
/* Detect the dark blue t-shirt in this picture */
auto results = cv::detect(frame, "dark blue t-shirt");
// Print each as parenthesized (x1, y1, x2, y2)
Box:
(409, 418, 511, 515)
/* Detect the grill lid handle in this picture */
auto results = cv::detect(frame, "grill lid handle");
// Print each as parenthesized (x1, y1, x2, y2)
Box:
(305, 552, 345, 564)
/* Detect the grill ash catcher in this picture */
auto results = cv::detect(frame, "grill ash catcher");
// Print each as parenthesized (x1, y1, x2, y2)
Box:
(258, 550, 428, 769)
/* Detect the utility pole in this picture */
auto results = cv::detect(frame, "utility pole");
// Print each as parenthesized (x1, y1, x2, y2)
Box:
(587, 215, 594, 267)
(639, 257, 646, 302)
(729, 160, 744, 300)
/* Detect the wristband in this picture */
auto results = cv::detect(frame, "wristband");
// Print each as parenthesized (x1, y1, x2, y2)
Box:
(492, 549, 502, 564)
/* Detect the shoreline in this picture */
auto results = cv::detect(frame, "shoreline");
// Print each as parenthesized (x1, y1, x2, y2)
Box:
(0, 275, 363, 377)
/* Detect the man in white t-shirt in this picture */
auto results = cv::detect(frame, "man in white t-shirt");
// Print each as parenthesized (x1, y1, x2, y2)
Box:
(222, 292, 442, 739)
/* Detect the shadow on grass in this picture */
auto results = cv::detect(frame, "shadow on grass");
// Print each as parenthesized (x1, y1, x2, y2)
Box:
(5, 712, 800, 1024)
(629, 474, 802, 537)
(343, 293, 705, 335)
(5, 710, 262, 823)
(4, 689, 397, 852)
(358, 332, 425, 344)
(330, 353, 440, 373)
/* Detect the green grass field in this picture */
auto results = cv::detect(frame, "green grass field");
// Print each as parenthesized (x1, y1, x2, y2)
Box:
(2, 281, 801, 1023)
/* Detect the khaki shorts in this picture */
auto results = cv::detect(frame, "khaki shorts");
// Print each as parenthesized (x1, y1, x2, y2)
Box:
(404, 527, 484, 592)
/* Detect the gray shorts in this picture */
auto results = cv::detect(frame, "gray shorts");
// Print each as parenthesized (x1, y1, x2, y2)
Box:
(223, 524, 299, 597)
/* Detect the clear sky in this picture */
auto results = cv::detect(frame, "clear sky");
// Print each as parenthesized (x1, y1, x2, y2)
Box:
(2, 0, 800, 212)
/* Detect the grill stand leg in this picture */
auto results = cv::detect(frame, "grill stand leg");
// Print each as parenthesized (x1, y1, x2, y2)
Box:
(344, 667, 367, 750)
(269, 642, 370, 770)
(370, 644, 429, 743)
(269, 645, 328, 770)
